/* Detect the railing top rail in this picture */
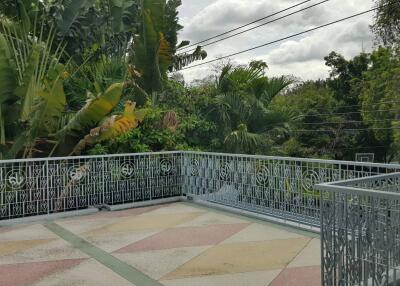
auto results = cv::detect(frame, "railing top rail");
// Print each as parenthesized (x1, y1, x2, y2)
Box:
(316, 172, 400, 199)
(0, 151, 182, 164)
(329, 172, 400, 186)
(1, 151, 399, 170)
(182, 151, 400, 169)
(316, 183, 400, 199)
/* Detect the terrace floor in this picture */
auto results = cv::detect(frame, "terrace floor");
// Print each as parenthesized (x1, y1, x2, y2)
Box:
(0, 202, 321, 286)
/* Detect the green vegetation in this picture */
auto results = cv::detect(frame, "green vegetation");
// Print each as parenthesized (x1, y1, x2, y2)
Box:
(0, 0, 205, 158)
(0, 0, 399, 163)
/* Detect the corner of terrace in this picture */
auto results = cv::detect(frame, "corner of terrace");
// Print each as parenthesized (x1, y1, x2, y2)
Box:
(0, 151, 399, 286)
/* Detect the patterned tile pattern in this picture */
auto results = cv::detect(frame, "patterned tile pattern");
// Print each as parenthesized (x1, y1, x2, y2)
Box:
(114, 223, 249, 253)
(0, 259, 86, 286)
(0, 202, 321, 286)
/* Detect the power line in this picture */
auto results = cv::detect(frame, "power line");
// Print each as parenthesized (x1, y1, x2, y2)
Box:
(177, 0, 330, 55)
(301, 118, 400, 126)
(178, 5, 393, 71)
(291, 127, 400, 133)
(294, 108, 400, 119)
(177, 0, 314, 52)
(338, 100, 400, 110)
(331, 145, 389, 151)
(287, 100, 400, 120)
(291, 100, 400, 111)
(341, 146, 388, 150)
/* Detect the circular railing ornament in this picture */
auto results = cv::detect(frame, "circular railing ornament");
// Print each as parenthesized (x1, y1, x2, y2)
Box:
(6, 170, 26, 189)
(160, 159, 173, 175)
(68, 165, 90, 182)
(220, 162, 231, 180)
(120, 162, 135, 178)
(190, 159, 200, 176)
(302, 170, 320, 190)
(256, 165, 269, 186)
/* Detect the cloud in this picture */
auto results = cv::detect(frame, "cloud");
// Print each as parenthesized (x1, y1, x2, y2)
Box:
(178, 0, 376, 83)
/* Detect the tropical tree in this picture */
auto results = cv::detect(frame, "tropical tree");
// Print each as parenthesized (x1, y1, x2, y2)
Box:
(0, 0, 70, 159)
(130, 0, 206, 98)
(359, 48, 400, 162)
(206, 61, 292, 154)
(0, 1, 141, 158)
(272, 81, 356, 159)
(372, 0, 400, 49)
(0, 0, 207, 159)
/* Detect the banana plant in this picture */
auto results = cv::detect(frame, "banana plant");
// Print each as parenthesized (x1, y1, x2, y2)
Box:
(72, 100, 148, 155)
(0, 0, 69, 159)
(0, 34, 17, 148)
(0, 1, 134, 158)
(54, 82, 125, 155)
(131, 0, 207, 96)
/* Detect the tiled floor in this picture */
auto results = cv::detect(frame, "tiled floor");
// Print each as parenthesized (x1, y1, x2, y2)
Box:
(0, 202, 321, 286)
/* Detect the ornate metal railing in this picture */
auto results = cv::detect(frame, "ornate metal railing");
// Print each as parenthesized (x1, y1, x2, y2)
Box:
(317, 173, 400, 286)
(2, 151, 400, 285)
(1, 150, 400, 228)
(0, 152, 182, 219)
(182, 152, 400, 227)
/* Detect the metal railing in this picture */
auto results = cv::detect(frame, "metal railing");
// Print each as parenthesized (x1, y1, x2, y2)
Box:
(1, 151, 400, 222)
(0, 152, 182, 219)
(317, 173, 400, 286)
(182, 151, 400, 227)
(2, 151, 400, 285)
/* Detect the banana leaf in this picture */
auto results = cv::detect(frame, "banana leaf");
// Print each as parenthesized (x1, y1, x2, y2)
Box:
(0, 34, 17, 147)
(72, 101, 148, 154)
(55, 82, 124, 155)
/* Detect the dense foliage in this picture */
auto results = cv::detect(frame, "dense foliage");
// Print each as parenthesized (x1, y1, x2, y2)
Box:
(1, 0, 399, 163)
(92, 47, 400, 163)
(372, 0, 400, 49)
(0, 0, 205, 159)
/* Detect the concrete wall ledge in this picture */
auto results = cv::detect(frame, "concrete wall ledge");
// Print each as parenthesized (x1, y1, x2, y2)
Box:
(185, 198, 320, 234)
(105, 197, 184, 211)
(0, 208, 99, 227)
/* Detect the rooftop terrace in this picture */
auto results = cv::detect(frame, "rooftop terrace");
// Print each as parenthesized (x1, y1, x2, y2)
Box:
(0, 202, 320, 286)
(0, 151, 399, 286)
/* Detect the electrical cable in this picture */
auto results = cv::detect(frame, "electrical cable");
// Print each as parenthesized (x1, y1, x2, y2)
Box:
(178, 3, 398, 71)
(177, 0, 330, 55)
(177, 0, 314, 51)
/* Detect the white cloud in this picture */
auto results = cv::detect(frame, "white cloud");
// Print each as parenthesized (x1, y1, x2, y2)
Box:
(178, 0, 376, 83)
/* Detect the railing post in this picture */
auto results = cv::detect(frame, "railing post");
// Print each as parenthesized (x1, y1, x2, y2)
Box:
(46, 159, 50, 215)
(320, 189, 324, 286)
(101, 157, 105, 206)
(180, 151, 184, 197)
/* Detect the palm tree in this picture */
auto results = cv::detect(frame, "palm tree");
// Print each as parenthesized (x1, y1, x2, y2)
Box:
(207, 60, 292, 154)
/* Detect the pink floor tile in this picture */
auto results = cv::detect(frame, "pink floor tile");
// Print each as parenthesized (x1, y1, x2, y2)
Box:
(270, 266, 321, 286)
(0, 259, 86, 286)
(0, 227, 12, 234)
(114, 223, 250, 253)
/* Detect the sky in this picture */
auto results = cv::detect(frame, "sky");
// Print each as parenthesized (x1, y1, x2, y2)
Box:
(177, 0, 376, 83)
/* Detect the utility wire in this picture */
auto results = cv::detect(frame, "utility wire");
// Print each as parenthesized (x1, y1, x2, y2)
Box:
(288, 100, 400, 111)
(286, 100, 400, 120)
(294, 108, 400, 119)
(177, 0, 330, 55)
(291, 127, 400, 133)
(178, 4, 396, 71)
(301, 118, 400, 125)
(177, 0, 314, 52)
(340, 145, 388, 150)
